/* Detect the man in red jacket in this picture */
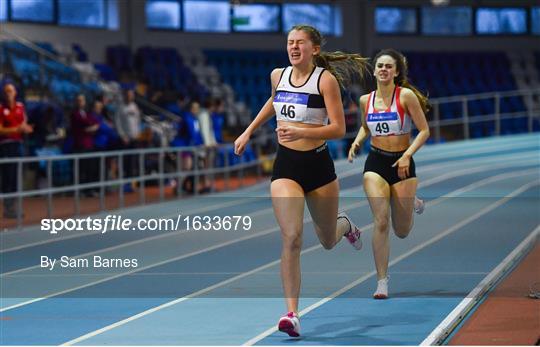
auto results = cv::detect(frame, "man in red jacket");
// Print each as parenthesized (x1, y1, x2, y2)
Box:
(0, 83, 33, 218)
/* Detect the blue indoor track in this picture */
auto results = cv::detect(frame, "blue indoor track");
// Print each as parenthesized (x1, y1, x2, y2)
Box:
(1, 133, 539, 345)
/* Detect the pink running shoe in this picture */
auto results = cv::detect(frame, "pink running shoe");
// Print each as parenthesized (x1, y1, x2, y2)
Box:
(338, 212, 362, 250)
(278, 311, 300, 337)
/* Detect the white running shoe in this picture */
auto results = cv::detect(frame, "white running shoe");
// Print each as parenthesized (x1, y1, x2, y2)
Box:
(414, 196, 425, 215)
(373, 277, 389, 299)
(278, 311, 301, 337)
(338, 212, 362, 250)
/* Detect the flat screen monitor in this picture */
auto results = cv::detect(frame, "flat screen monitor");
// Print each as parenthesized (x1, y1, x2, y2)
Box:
(283, 3, 341, 36)
(476, 7, 527, 34)
(59, 0, 106, 27)
(146, 0, 181, 30)
(184, 0, 230, 33)
(232, 4, 280, 32)
(422, 6, 472, 35)
(11, 0, 54, 23)
(375, 7, 417, 34)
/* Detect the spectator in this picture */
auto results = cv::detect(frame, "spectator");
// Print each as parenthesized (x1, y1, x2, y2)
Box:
(92, 99, 122, 184)
(198, 99, 217, 193)
(116, 89, 142, 147)
(95, 93, 117, 122)
(167, 93, 189, 118)
(70, 94, 99, 197)
(0, 83, 33, 218)
(28, 104, 66, 150)
(199, 99, 217, 147)
(211, 98, 226, 144)
(115, 89, 142, 190)
(93, 100, 121, 152)
(181, 101, 212, 194)
(27, 103, 67, 190)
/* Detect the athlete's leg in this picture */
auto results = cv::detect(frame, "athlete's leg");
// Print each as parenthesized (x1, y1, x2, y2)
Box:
(271, 179, 305, 314)
(305, 179, 351, 249)
(363, 172, 391, 280)
(390, 178, 418, 239)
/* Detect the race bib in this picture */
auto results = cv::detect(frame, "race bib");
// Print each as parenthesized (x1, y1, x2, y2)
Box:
(274, 91, 309, 122)
(367, 112, 401, 136)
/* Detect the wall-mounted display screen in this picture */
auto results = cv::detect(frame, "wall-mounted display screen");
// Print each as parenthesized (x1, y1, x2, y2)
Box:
(11, 0, 54, 23)
(422, 6, 472, 35)
(146, 0, 181, 29)
(283, 3, 342, 36)
(184, 0, 230, 32)
(232, 4, 280, 32)
(476, 8, 527, 34)
(375, 7, 417, 34)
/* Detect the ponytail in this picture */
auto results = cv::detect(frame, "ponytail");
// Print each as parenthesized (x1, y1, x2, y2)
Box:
(290, 24, 370, 89)
(399, 78, 430, 114)
(313, 52, 370, 89)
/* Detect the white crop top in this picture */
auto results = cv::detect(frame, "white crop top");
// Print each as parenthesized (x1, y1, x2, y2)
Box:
(273, 66, 328, 125)
(365, 86, 412, 137)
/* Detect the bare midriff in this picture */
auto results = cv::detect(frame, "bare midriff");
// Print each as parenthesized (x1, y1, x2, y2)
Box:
(277, 120, 326, 151)
(371, 133, 410, 153)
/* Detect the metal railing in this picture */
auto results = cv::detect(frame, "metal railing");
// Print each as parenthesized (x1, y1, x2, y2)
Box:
(428, 88, 540, 142)
(2, 88, 539, 228)
(0, 131, 277, 228)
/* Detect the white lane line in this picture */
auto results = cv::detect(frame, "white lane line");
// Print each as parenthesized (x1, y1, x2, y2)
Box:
(420, 224, 540, 346)
(339, 159, 537, 196)
(60, 242, 320, 346)
(0, 197, 268, 254)
(243, 180, 539, 346)
(9, 271, 491, 277)
(4, 159, 536, 278)
(334, 135, 538, 169)
(63, 180, 538, 346)
(2, 137, 536, 251)
(4, 151, 534, 275)
(2, 165, 537, 313)
(1, 205, 276, 277)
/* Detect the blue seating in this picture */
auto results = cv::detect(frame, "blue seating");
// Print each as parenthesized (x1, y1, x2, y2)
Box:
(94, 63, 117, 81)
(204, 49, 288, 114)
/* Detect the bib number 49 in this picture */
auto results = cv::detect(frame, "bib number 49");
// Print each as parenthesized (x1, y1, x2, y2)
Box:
(375, 122, 390, 134)
(280, 105, 296, 119)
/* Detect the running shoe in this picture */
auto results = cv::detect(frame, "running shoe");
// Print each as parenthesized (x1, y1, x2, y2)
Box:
(414, 196, 425, 215)
(278, 311, 301, 337)
(338, 212, 363, 250)
(373, 277, 389, 299)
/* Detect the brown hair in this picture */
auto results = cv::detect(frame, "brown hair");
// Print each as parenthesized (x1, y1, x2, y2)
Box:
(374, 48, 430, 113)
(289, 24, 369, 89)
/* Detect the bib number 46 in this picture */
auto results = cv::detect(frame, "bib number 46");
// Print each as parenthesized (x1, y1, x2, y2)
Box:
(280, 105, 296, 119)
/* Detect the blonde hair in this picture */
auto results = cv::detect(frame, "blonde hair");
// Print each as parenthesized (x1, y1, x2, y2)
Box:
(374, 49, 430, 113)
(290, 25, 369, 89)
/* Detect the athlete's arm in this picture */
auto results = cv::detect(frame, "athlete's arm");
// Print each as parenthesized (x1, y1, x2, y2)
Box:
(348, 94, 371, 162)
(391, 88, 430, 179)
(400, 88, 430, 158)
(234, 68, 282, 155)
